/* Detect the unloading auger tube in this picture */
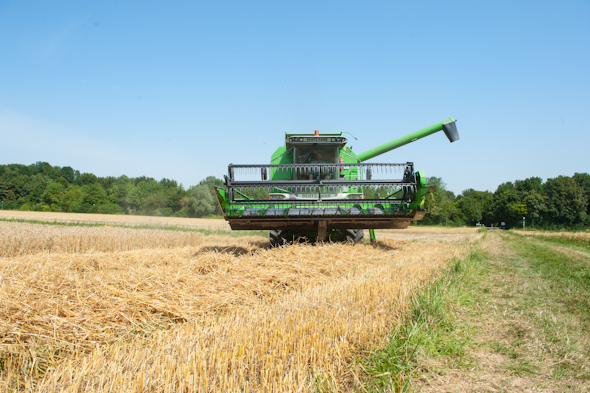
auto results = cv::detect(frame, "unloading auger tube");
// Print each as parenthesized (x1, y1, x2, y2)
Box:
(214, 118, 459, 244)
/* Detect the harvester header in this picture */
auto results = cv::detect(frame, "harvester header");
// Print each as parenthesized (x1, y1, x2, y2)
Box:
(214, 118, 460, 245)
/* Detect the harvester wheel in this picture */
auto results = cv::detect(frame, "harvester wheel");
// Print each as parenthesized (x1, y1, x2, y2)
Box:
(345, 229, 364, 244)
(269, 230, 290, 247)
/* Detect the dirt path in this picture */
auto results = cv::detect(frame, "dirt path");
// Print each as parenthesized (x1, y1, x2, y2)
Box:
(415, 232, 590, 392)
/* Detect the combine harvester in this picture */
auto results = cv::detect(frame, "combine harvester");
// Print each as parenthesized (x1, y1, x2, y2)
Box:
(214, 119, 459, 245)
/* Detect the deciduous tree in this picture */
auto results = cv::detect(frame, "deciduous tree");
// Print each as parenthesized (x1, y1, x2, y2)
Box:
(543, 176, 588, 228)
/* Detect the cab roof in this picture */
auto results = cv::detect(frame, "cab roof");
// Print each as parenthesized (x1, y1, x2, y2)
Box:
(285, 132, 342, 137)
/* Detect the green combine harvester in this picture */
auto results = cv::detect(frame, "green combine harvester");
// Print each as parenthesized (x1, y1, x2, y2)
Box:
(214, 118, 459, 245)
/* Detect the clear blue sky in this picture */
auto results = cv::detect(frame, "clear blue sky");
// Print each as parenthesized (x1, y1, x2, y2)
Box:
(1, 0, 588, 195)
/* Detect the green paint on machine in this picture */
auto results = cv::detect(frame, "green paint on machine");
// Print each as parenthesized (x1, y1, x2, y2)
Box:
(214, 119, 459, 244)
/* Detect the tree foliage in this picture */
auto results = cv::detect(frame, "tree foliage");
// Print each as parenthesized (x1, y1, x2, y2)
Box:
(420, 173, 589, 229)
(0, 162, 224, 218)
(543, 176, 587, 228)
(1, 162, 588, 228)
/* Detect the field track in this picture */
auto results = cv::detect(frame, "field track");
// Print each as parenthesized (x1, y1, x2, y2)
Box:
(0, 213, 478, 392)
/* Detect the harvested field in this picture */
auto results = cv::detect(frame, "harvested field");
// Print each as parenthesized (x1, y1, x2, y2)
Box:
(377, 226, 479, 242)
(0, 210, 230, 231)
(0, 220, 478, 392)
(517, 230, 590, 242)
(381, 226, 479, 234)
(0, 221, 207, 257)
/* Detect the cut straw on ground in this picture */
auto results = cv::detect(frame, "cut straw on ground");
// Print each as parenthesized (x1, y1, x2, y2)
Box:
(0, 221, 477, 392)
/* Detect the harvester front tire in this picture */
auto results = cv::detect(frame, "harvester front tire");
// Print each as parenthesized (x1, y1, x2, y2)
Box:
(270, 230, 290, 247)
(345, 229, 364, 244)
(269, 230, 281, 247)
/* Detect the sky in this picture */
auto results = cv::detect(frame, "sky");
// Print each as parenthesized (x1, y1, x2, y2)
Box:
(1, 0, 589, 195)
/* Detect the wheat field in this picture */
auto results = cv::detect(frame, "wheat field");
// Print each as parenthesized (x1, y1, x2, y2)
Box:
(517, 230, 590, 242)
(0, 211, 230, 231)
(0, 219, 477, 392)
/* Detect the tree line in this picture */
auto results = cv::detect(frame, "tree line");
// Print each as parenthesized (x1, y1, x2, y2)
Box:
(0, 162, 224, 218)
(421, 174, 589, 229)
(1, 162, 588, 229)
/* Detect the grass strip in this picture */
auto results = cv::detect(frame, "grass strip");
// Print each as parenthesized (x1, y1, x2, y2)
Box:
(0, 217, 267, 237)
(498, 232, 590, 385)
(504, 231, 590, 327)
(361, 248, 482, 391)
(363, 231, 590, 392)
(510, 230, 590, 252)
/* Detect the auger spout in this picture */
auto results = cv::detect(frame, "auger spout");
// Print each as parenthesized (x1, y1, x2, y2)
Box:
(356, 118, 459, 162)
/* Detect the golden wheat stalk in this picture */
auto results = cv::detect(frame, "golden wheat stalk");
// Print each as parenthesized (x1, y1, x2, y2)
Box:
(0, 221, 475, 392)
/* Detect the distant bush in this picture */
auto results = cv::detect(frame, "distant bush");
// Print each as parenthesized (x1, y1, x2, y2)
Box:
(50, 204, 60, 212)
(99, 203, 122, 215)
(41, 205, 51, 212)
(155, 207, 173, 217)
(19, 204, 32, 211)
(79, 203, 99, 214)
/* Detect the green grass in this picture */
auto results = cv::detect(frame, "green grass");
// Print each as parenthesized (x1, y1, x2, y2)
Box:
(361, 250, 483, 392)
(0, 217, 268, 238)
(497, 233, 590, 384)
(510, 230, 590, 252)
(504, 231, 590, 327)
(363, 230, 590, 391)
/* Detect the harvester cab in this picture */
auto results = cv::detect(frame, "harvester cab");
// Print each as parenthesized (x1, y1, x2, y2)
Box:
(214, 118, 459, 245)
